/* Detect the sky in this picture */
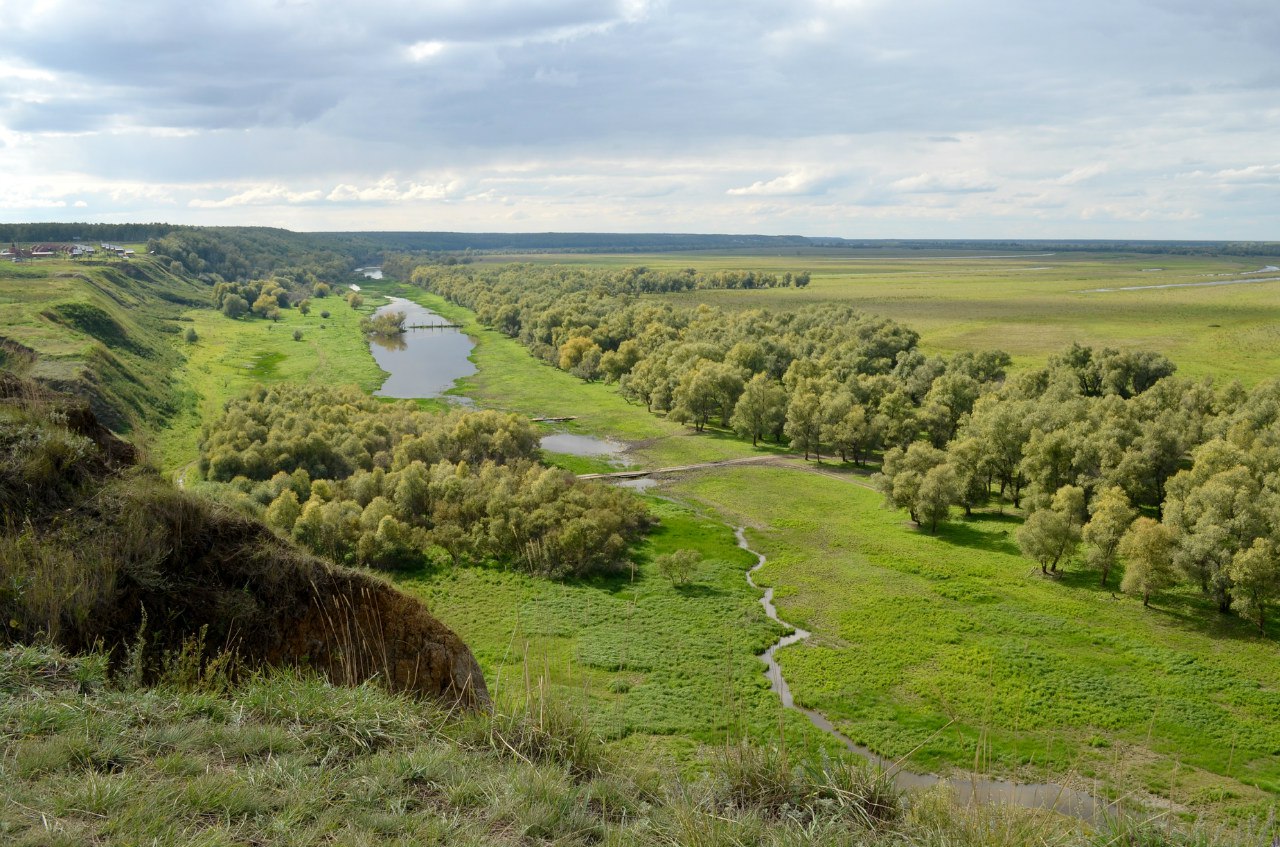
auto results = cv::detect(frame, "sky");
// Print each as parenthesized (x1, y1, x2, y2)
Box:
(1, 0, 1278, 238)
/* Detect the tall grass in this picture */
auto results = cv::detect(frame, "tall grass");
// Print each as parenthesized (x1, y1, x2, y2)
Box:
(1, 644, 1260, 846)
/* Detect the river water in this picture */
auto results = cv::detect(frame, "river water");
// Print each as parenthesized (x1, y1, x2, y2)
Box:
(736, 527, 1113, 823)
(370, 297, 476, 402)
(540, 432, 626, 458)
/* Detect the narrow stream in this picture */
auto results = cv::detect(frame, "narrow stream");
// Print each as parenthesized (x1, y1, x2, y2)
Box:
(736, 527, 1113, 823)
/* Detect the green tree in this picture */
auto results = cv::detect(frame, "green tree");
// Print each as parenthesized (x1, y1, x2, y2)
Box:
(183, 326, 198, 343)
(1082, 486, 1136, 586)
(947, 435, 990, 516)
(731, 373, 786, 446)
(558, 336, 599, 370)
(875, 442, 947, 524)
(1228, 539, 1280, 634)
(570, 345, 603, 382)
(784, 390, 823, 460)
(825, 402, 876, 465)
(915, 464, 959, 534)
(265, 489, 301, 533)
(221, 295, 249, 319)
(1119, 517, 1176, 607)
(1016, 486, 1084, 575)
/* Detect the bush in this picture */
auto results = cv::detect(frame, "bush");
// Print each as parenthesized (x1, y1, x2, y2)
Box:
(292, 329, 303, 341)
(655, 549, 699, 586)
(183, 327, 198, 343)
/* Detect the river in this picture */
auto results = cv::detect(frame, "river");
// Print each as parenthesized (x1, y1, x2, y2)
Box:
(736, 527, 1114, 823)
(370, 297, 476, 402)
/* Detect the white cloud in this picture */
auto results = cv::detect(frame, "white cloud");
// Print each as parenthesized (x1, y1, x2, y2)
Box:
(326, 178, 467, 203)
(891, 171, 997, 194)
(1056, 163, 1109, 185)
(406, 40, 446, 62)
(189, 184, 324, 208)
(727, 170, 834, 197)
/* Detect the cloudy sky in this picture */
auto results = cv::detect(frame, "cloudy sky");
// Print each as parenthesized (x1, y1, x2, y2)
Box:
(1, 0, 1278, 237)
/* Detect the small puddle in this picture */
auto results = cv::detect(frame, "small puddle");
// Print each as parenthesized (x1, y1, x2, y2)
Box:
(611, 477, 659, 493)
(370, 297, 476, 403)
(736, 527, 1113, 823)
(539, 432, 626, 458)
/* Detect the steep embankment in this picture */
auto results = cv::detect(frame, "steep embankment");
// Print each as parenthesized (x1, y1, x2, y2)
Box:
(0, 257, 207, 434)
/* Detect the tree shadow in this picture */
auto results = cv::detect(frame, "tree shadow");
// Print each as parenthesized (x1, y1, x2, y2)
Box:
(1137, 591, 1276, 644)
(673, 583, 725, 598)
(933, 518, 1021, 556)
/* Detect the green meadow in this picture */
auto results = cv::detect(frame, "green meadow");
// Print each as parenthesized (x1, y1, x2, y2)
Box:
(671, 464, 1280, 824)
(398, 499, 813, 750)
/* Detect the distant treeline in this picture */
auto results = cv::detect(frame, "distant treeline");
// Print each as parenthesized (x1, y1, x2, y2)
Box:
(4, 224, 1276, 261)
(331, 231, 1280, 257)
(0, 222, 181, 243)
(147, 227, 368, 283)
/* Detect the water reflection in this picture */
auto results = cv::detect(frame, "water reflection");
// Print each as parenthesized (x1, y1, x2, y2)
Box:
(539, 432, 626, 458)
(369, 332, 407, 352)
(370, 297, 476, 401)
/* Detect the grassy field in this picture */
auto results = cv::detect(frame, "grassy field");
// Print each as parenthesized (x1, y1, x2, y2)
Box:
(398, 499, 818, 751)
(149, 291, 389, 476)
(486, 250, 1280, 384)
(669, 464, 1280, 824)
(10, 643, 1180, 847)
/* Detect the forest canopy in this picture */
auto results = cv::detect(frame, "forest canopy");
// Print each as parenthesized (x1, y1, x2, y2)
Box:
(199, 384, 649, 577)
(412, 262, 1280, 632)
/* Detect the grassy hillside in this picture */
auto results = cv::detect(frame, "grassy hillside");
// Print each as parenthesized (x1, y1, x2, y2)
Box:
(0, 257, 207, 433)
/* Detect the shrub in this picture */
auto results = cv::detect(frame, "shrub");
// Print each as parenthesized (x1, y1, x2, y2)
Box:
(655, 549, 699, 586)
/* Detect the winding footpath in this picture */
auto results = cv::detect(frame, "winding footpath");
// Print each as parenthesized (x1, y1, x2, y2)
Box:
(735, 526, 1114, 823)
